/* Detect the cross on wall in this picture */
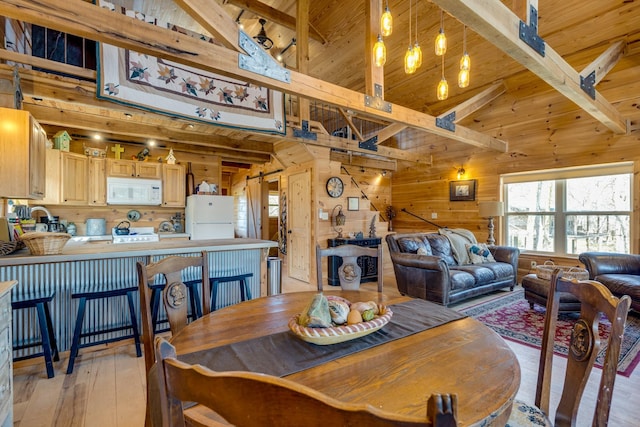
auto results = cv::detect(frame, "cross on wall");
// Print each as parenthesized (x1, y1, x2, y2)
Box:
(111, 144, 124, 159)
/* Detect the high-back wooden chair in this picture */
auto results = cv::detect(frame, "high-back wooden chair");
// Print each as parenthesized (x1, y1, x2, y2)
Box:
(316, 244, 383, 292)
(508, 270, 631, 427)
(137, 252, 210, 427)
(154, 336, 457, 427)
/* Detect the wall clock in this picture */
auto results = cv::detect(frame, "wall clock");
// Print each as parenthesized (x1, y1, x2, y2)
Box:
(326, 176, 344, 198)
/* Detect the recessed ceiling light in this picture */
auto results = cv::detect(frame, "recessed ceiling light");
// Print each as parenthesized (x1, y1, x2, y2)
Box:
(187, 124, 194, 129)
(93, 134, 102, 140)
(148, 140, 156, 146)
(124, 113, 132, 118)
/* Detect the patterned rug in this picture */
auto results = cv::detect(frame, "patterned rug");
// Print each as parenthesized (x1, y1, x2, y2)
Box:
(459, 289, 640, 377)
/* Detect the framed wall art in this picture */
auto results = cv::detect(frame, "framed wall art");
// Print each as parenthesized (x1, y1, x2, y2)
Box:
(450, 179, 477, 201)
(347, 197, 359, 211)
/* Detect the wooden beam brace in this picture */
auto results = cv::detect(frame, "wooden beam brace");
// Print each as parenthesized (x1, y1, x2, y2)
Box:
(441, 81, 506, 122)
(0, 50, 96, 80)
(580, 40, 626, 86)
(330, 150, 397, 172)
(338, 108, 364, 141)
(1, 0, 508, 152)
(286, 128, 431, 164)
(225, 0, 326, 44)
(432, 0, 628, 135)
(174, 0, 241, 51)
(375, 122, 407, 144)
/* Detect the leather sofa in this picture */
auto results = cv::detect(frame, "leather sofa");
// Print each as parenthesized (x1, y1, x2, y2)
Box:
(386, 232, 519, 306)
(578, 252, 640, 312)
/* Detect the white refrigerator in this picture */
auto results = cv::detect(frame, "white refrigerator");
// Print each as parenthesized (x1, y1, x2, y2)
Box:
(185, 195, 235, 239)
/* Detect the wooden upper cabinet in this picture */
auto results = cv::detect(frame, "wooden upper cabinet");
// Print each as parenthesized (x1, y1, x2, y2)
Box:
(43, 150, 89, 205)
(88, 157, 106, 206)
(162, 164, 186, 207)
(0, 108, 46, 199)
(107, 159, 161, 179)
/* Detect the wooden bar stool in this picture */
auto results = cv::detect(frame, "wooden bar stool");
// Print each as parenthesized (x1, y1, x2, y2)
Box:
(66, 285, 142, 374)
(210, 273, 253, 311)
(11, 291, 59, 379)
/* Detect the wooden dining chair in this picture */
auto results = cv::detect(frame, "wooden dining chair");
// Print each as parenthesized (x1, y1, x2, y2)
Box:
(508, 269, 631, 427)
(154, 336, 457, 427)
(137, 252, 210, 427)
(316, 244, 383, 292)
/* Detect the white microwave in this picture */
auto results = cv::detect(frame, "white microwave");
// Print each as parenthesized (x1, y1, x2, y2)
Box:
(107, 177, 162, 205)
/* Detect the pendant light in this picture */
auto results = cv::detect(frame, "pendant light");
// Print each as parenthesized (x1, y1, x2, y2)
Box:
(412, 0, 422, 68)
(458, 25, 470, 88)
(404, 0, 417, 74)
(437, 55, 448, 100)
(381, 1, 393, 37)
(435, 10, 446, 56)
(373, 34, 386, 67)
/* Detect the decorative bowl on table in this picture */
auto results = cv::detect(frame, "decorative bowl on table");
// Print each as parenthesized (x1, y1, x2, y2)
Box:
(288, 297, 393, 345)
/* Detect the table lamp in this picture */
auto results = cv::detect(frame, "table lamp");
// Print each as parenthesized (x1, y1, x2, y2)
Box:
(478, 201, 504, 245)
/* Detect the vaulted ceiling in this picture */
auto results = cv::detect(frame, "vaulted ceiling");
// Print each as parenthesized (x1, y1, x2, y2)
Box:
(1, 0, 639, 167)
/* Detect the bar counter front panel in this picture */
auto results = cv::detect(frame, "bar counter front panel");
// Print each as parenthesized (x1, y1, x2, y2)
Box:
(0, 239, 275, 357)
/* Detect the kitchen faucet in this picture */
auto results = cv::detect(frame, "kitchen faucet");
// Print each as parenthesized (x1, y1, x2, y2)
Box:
(30, 206, 54, 222)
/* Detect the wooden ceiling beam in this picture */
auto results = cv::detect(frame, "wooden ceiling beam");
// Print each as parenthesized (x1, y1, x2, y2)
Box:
(0, 50, 96, 80)
(22, 100, 276, 155)
(329, 150, 397, 172)
(432, 0, 628, 134)
(441, 81, 506, 122)
(580, 39, 626, 85)
(224, 0, 326, 44)
(174, 0, 241, 51)
(1, 0, 507, 153)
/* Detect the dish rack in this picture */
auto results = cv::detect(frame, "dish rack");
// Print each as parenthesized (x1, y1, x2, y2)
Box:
(535, 260, 589, 281)
(19, 232, 71, 255)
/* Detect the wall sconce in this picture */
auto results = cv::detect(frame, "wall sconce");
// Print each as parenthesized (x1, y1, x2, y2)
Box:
(456, 166, 465, 179)
(381, 170, 387, 177)
(331, 205, 346, 238)
(478, 201, 504, 245)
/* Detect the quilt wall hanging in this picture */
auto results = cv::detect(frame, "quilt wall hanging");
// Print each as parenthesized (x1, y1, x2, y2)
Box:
(97, 0, 285, 135)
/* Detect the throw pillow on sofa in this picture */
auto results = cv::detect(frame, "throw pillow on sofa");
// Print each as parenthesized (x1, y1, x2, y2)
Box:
(466, 243, 496, 264)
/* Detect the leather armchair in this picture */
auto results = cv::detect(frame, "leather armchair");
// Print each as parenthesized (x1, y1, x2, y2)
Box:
(578, 252, 640, 311)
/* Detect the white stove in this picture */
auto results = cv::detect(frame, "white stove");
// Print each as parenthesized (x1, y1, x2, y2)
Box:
(112, 226, 159, 244)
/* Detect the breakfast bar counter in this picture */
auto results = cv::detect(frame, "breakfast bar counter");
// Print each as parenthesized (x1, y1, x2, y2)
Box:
(0, 238, 278, 356)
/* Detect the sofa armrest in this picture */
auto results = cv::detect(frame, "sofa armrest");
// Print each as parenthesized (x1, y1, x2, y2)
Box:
(388, 252, 451, 305)
(578, 252, 640, 278)
(489, 246, 520, 272)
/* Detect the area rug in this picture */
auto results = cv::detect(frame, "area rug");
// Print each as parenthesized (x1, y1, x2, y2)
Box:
(458, 289, 640, 377)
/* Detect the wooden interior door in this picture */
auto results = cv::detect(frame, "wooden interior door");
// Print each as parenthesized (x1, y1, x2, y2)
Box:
(288, 170, 311, 282)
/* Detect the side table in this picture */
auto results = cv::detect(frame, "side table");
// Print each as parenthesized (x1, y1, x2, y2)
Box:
(521, 273, 581, 312)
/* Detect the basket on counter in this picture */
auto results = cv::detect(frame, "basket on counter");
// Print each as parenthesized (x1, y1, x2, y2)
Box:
(19, 232, 71, 255)
(0, 240, 24, 256)
(535, 260, 589, 281)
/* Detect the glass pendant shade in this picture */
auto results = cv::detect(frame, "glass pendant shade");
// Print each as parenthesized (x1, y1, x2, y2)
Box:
(412, 42, 422, 68)
(460, 52, 470, 70)
(381, 6, 393, 37)
(435, 30, 447, 56)
(437, 78, 448, 100)
(404, 47, 417, 74)
(373, 35, 386, 67)
(458, 68, 470, 88)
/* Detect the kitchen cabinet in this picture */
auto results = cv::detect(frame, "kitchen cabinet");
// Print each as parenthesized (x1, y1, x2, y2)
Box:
(107, 159, 161, 179)
(88, 158, 106, 205)
(0, 281, 16, 427)
(0, 108, 46, 199)
(162, 163, 185, 207)
(42, 150, 88, 205)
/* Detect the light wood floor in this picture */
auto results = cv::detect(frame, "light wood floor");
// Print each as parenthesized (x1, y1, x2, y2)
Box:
(12, 275, 640, 426)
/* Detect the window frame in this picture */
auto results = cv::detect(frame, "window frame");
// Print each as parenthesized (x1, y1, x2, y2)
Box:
(501, 162, 633, 256)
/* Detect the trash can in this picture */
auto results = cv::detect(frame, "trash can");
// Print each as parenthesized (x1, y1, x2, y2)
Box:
(267, 257, 282, 295)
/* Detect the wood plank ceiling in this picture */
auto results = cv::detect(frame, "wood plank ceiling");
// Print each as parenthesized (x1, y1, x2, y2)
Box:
(2, 0, 639, 166)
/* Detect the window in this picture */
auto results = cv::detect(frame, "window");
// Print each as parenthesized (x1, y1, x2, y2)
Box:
(268, 192, 279, 217)
(32, 25, 96, 73)
(503, 163, 632, 255)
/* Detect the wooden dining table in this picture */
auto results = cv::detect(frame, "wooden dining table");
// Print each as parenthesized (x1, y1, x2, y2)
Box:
(169, 290, 521, 426)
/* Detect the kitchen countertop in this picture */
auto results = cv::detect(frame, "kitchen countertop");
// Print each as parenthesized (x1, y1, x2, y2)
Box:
(0, 238, 277, 266)
(68, 233, 189, 243)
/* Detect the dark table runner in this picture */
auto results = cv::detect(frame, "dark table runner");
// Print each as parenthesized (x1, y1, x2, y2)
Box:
(179, 298, 466, 377)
